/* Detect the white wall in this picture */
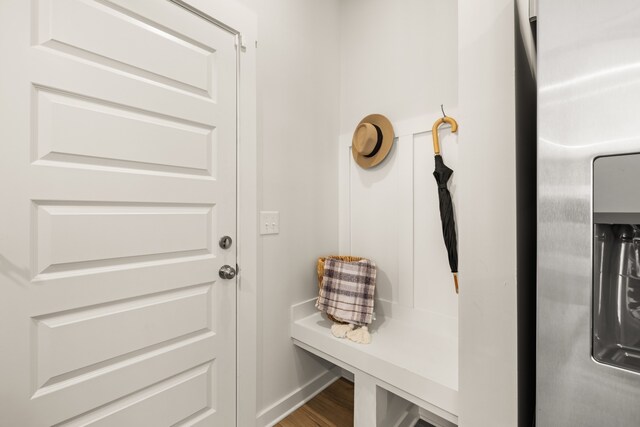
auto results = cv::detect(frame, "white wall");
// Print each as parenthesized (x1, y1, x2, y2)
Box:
(458, 0, 518, 426)
(232, 0, 342, 425)
(338, 0, 459, 320)
(339, 0, 458, 135)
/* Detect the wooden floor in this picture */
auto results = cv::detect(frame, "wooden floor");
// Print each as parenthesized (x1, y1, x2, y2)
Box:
(276, 378, 354, 427)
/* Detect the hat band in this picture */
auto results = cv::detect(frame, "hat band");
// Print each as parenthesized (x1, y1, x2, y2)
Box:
(364, 124, 383, 158)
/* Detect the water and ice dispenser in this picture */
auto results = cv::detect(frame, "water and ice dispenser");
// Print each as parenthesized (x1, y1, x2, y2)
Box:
(593, 154, 640, 372)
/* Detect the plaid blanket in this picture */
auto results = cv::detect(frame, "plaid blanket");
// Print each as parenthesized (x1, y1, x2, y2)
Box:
(316, 258, 376, 326)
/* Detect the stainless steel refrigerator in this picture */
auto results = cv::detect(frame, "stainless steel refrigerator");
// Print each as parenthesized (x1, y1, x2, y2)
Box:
(537, 1, 640, 425)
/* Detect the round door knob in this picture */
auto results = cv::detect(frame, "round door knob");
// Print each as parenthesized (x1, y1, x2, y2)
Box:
(219, 265, 236, 280)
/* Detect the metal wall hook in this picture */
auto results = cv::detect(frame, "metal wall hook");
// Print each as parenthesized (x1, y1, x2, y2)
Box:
(441, 104, 447, 118)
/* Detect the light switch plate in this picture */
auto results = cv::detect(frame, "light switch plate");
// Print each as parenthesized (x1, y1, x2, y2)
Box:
(259, 211, 280, 235)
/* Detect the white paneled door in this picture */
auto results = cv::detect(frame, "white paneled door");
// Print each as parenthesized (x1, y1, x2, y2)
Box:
(0, 1, 238, 425)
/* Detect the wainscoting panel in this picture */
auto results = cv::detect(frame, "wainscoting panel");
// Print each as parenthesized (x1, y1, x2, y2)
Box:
(339, 115, 459, 320)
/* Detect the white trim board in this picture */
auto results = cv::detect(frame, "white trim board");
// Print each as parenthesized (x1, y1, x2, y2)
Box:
(340, 108, 461, 146)
(176, 2, 258, 426)
(256, 367, 342, 427)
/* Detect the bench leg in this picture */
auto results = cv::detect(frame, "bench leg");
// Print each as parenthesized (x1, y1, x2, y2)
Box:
(354, 373, 377, 427)
(354, 371, 419, 427)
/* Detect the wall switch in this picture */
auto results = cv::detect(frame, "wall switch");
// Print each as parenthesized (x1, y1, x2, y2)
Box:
(259, 211, 280, 235)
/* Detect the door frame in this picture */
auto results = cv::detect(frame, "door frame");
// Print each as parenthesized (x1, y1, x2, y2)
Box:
(169, 1, 258, 426)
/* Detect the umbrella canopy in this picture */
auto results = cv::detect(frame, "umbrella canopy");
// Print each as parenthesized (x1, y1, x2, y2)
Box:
(433, 154, 458, 293)
(431, 116, 459, 293)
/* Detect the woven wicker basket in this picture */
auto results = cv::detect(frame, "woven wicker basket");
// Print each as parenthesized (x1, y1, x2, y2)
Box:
(316, 256, 365, 323)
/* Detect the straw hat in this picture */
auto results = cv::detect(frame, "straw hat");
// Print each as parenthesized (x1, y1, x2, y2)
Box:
(351, 114, 395, 169)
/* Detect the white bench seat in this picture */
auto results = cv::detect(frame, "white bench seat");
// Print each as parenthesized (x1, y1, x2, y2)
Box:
(290, 299, 458, 426)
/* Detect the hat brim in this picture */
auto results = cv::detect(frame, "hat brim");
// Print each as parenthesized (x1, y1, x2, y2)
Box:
(352, 114, 395, 169)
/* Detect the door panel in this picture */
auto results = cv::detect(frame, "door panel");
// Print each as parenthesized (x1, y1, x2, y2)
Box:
(34, 284, 212, 389)
(40, 0, 214, 94)
(0, 1, 237, 425)
(34, 203, 214, 274)
(36, 88, 215, 175)
(55, 363, 215, 427)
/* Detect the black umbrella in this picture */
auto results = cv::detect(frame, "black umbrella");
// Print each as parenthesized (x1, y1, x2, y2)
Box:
(431, 115, 459, 293)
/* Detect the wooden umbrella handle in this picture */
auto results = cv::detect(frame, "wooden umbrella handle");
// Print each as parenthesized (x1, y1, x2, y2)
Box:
(432, 116, 459, 155)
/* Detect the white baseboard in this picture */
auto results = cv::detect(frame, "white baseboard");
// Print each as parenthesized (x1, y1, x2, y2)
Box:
(256, 367, 341, 427)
